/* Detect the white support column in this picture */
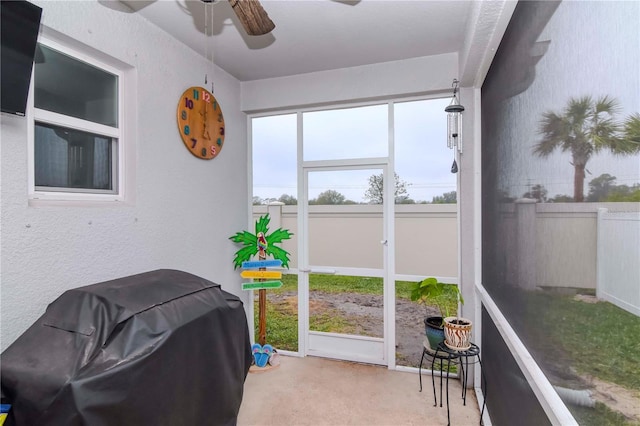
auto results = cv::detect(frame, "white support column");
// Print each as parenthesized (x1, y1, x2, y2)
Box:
(459, 86, 479, 386)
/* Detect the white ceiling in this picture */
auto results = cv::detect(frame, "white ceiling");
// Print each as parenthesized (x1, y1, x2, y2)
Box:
(104, 0, 506, 82)
(108, 0, 487, 82)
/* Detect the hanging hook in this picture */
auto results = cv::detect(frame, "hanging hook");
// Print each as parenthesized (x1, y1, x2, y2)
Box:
(451, 78, 459, 95)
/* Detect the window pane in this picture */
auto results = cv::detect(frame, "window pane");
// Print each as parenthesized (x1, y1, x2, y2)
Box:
(395, 98, 456, 204)
(308, 169, 378, 206)
(34, 44, 118, 127)
(35, 123, 114, 191)
(252, 114, 297, 204)
(303, 105, 388, 161)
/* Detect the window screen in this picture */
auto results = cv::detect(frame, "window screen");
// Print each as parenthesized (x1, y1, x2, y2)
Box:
(482, 1, 639, 424)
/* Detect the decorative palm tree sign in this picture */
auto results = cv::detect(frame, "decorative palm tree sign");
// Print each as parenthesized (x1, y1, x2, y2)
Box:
(230, 214, 293, 347)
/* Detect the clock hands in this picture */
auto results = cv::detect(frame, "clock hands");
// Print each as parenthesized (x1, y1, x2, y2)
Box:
(200, 101, 211, 142)
(204, 102, 211, 141)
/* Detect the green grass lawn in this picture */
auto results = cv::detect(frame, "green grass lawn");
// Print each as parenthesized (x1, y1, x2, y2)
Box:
(510, 289, 640, 425)
(269, 274, 415, 298)
(524, 291, 640, 392)
(570, 402, 634, 426)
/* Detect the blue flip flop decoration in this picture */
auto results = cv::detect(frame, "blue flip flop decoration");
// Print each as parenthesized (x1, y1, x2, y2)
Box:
(252, 344, 273, 368)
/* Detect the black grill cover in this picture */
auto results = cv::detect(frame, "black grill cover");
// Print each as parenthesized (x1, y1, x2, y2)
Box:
(1, 269, 252, 426)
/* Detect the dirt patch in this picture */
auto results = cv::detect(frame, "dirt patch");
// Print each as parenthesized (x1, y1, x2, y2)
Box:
(573, 294, 600, 304)
(589, 377, 640, 422)
(268, 290, 439, 368)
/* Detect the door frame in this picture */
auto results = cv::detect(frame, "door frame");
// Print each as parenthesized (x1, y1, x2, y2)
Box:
(297, 158, 396, 367)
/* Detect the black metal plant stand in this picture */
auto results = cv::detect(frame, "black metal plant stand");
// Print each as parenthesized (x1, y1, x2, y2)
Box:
(419, 340, 487, 426)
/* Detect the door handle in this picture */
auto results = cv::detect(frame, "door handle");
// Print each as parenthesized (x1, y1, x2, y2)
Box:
(300, 268, 336, 274)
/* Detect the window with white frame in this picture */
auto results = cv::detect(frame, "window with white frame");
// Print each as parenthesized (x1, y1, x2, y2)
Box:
(30, 40, 123, 200)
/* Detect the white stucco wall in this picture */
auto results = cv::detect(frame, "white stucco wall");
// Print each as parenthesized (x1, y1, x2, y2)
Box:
(0, 0, 248, 351)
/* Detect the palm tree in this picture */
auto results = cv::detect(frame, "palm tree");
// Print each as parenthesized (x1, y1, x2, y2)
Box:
(534, 96, 639, 202)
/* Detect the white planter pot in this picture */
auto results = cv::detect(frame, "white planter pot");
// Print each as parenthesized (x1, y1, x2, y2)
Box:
(443, 317, 472, 351)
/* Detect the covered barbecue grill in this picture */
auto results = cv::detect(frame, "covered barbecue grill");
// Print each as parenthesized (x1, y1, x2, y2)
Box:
(1, 269, 252, 425)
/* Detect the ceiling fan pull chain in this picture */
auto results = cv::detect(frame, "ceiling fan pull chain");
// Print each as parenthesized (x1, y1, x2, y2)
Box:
(204, 1, 210, 85)
(210, 0, 215, 93)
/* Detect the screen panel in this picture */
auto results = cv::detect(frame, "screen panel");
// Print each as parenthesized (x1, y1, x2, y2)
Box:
(482, 1, 640, 424)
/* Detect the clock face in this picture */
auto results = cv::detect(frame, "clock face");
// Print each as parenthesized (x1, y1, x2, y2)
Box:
(176, 86, 225, 160)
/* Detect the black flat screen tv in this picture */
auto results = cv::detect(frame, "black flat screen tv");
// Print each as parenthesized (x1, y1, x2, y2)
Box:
(1, 0, 42, 116)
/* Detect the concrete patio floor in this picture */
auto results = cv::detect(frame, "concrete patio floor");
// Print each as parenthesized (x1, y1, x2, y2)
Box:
(238, 355, 482, 426)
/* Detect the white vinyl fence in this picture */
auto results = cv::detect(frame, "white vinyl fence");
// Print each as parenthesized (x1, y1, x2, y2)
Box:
(597, 208, 640, 316)
(252, 203, 459, 281)
(253, 202, 640, 310)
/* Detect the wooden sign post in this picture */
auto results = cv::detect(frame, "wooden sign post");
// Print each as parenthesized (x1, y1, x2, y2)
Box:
(240, 258, 283, 345)
(230, 215, 292, 349)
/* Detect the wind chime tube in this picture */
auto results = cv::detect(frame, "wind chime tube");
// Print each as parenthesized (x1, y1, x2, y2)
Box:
(457, 113, 462, 153)
(447, 111, 461, 151)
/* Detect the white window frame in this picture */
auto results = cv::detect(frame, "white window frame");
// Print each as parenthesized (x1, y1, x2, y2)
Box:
(28, 35, 125, 202)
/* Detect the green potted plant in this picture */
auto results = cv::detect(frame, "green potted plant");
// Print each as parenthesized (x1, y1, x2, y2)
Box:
(410, 277, 472, 350)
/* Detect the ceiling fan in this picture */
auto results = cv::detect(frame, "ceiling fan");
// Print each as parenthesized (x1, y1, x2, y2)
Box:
(202, 0, 275, 36)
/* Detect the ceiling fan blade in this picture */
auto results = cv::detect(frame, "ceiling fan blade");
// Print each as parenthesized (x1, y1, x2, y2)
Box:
(227, 0, 275, 36)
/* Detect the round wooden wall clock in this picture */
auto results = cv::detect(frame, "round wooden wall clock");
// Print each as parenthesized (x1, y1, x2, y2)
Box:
(176, 86, 225, 160)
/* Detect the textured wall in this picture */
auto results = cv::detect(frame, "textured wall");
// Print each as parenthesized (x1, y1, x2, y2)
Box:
(0, 0, 248, 350)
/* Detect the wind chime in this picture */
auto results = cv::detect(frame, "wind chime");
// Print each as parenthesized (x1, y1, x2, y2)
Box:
(445, 78, 465, 174)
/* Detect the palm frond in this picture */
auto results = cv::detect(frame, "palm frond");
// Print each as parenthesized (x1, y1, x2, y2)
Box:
(566, 96, 591, 124)
(594, 95, 621, 116)
(534, 112, 568, 156)
(623, 113, 640, 146)
(266, 228, 294, 245)
(229, 230, 257, 246)
(266, 245, 292, 269)
(255, 215, 270, 235)
(591, 117, 622, 153)
(232, 245, 258, 269)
